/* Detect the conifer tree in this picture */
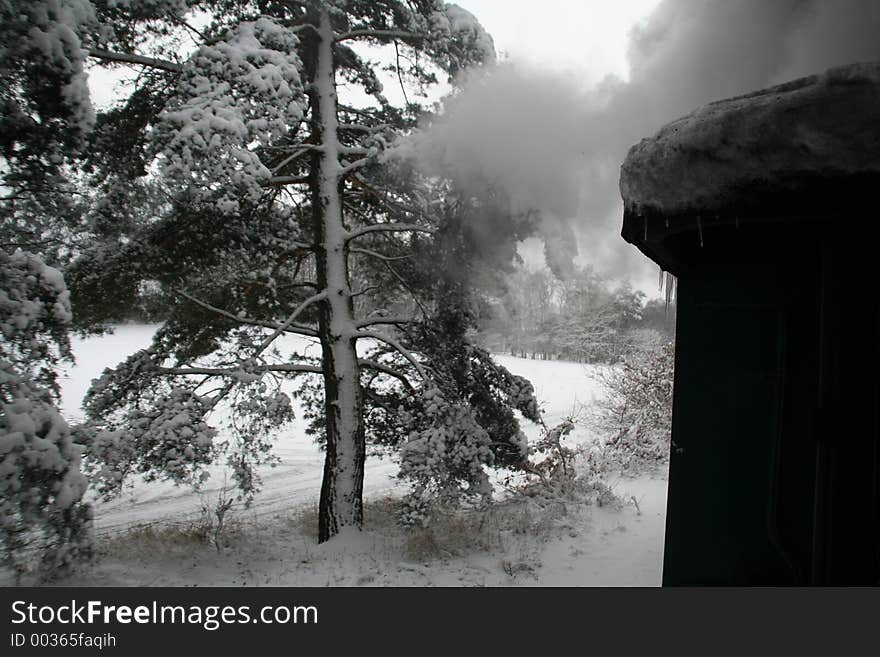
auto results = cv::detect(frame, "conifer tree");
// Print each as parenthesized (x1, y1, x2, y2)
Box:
(2, 0, 541, 541)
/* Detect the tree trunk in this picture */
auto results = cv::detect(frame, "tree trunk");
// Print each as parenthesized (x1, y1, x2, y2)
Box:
(312, 7, 365, 543)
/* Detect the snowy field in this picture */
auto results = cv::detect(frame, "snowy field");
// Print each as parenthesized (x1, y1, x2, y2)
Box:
(48, 324, 667, 587)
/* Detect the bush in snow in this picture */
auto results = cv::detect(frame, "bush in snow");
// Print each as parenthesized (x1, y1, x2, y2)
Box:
(0, 250, 92, 580)
(503, 417, 623, 512)
(591, 341, 675, 472)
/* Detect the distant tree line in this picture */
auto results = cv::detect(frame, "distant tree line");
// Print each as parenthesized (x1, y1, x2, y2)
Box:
(477, 265, 676, 363)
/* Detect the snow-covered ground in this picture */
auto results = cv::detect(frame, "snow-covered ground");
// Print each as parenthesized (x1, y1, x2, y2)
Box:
(50, 325, 667, 586)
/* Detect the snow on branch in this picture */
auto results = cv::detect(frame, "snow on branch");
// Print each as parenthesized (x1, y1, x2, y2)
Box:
(358, 359, 416, 394)
(335, 29, 425, 43)
(159, 364, 323, 377)
(345, 223, 435, 242)
(253, 291, 327, 356)
(267, 175, 311, 187)
(355, 316, 414, 328)
(270, 144, 324, 174)
(171, 288, 318, 337)
(355, 330, 428, 381)
(87, 48, 183, 73)
(156, 17, 307, 212)
(339, 156, 374, 177)
(349, 247, 413, 262)
(339, 123, 392, 134)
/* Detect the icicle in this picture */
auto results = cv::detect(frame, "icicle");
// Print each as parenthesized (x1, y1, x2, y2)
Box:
(643, 217, 648, 241)
(696, 215, 704, 247)
(664, 272, 674, 310)
(658, 266, 664, 292)
(665, 217, 670, 229)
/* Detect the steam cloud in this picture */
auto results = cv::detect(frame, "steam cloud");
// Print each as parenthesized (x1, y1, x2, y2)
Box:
(399, 0, 880, 293)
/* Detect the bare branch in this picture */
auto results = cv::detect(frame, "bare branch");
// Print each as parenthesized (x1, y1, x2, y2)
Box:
(87, 48, 182, 73)
(271, 145, 324, 174)
(339, 123, 391, 134)
(266, 364, 324, 374)
(335, 29, 424, 43)
(339, 145, 371, 156)
(369, 252, 430, 318)
(255, 291, 327, 356)
(339, 156, 373, 177)
(394, 40, 411, 107)
(349, 247, 413, 262)
(290, 23, 321, 37)
(356, 317, 415, 328)
(346, 223, 435, 242)
(267, 175, 311, 187)
(285, 241, 317, 253)
(160, 364, 323, 377)
(359, 358, 416, 394)
(351, 285, 381, 298)
(355, 331, 428, 380)
(171, 288, 318, 337)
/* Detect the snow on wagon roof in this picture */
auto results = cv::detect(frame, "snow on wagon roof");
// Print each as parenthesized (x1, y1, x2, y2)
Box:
(618, 61, 880, 217)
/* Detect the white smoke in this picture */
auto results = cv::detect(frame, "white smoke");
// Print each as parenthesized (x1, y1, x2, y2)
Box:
(397, 0, 880, 293)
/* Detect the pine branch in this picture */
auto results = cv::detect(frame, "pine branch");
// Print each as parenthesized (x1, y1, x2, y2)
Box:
(339, 123, 391, 134)
(339, 156, 374, 177)
(368, 252, 430, 318)
(393, 39, 411, 108)
(171, 288, 318, 337)
(358, 359, 416, 394)
(267, 175, 311, 187)
(254, 291, 327, 356)
(159, 364, 323, 377)
(335, 29, 425, 43)
(355, 316, 415, 328)
(349, 247, 412, 262)
(270, 145, 324, 175)
(87, 48, 182, 73)
(355, 331, 428, 380)
(346, 223, 435, 241)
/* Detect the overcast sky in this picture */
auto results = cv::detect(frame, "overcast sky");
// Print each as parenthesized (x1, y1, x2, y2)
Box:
(453, 0, 661, 84)
(402, 0, 880, 298)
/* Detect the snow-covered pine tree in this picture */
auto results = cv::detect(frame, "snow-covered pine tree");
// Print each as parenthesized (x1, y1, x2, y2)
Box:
(0, 250, 92, 578)
(0, 0, 105, 577)
(4, 0, 541, 542)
